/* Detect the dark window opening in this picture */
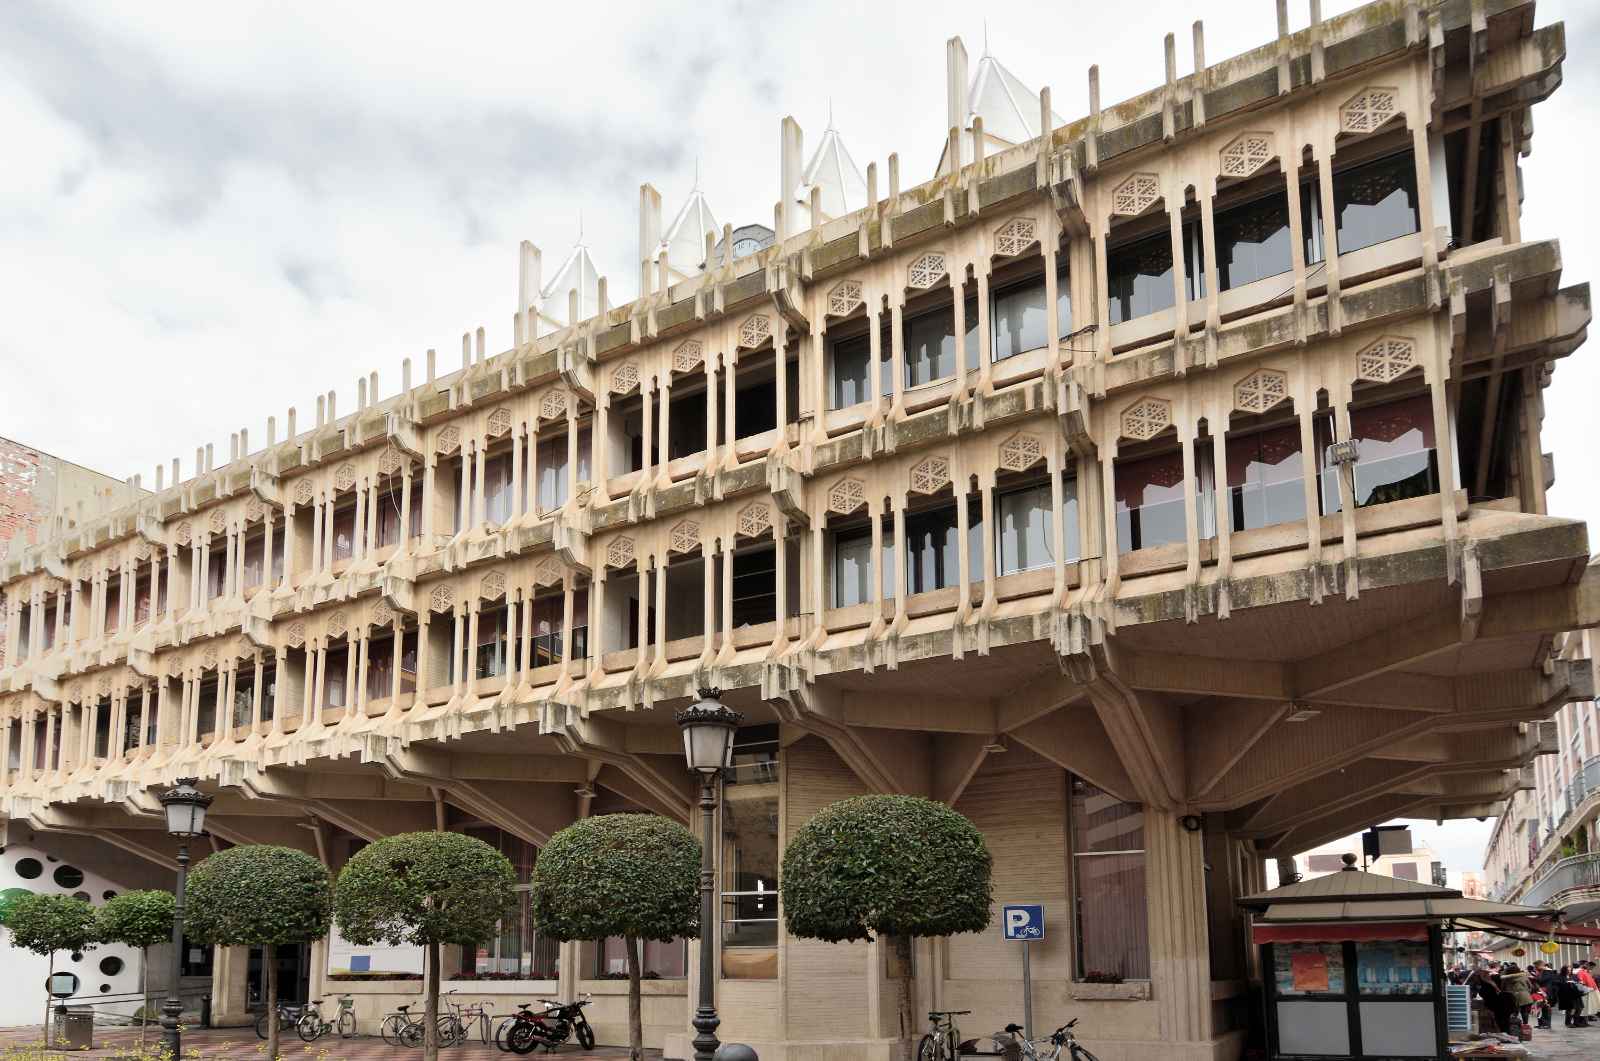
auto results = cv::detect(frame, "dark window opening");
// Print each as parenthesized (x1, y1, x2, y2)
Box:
(1107, 223, 1202, 324)
(1215, 191, 1293, 290)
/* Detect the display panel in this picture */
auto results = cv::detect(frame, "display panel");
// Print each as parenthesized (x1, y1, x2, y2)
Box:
(1275, 1000, 1352, 1056)
(1273, 942, 1347, 996)
(1355, 940, 1433, 996)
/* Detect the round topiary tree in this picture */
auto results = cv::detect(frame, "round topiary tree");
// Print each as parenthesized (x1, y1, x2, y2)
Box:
(96, 890, 175, 1048)
(531, 814, 700, 1061)
(333, 831, 517, 1061)
(6, 893, 100, 1041)
(781, 795, 993, 1059)
(184, 846, 331, 1061)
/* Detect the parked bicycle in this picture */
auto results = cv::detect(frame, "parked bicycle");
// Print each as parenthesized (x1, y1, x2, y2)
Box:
(992, 1019, 1099, 1061)
(440, 994, 496, 1046)
(297, 994, 357, 1041)
(918, 1009, 972, 1061)
(380, 1002, 425, 1046)
(255, 1000, 305, 1040)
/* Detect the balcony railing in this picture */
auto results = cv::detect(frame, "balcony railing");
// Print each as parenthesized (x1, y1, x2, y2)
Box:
(1521, 853, 1600, 909)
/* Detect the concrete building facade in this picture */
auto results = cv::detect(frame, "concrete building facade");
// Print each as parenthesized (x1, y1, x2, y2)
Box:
(1, 3, 1595, 1059)
(1482, 629, 1600, 965)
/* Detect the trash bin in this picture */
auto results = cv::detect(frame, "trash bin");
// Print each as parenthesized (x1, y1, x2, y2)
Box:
(55, 1007, 94, 1051)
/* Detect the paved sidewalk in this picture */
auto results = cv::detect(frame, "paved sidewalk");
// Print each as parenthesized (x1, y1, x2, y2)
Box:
(0, 1025, 653, 1060)
(1518, 1019, 1600, 1060)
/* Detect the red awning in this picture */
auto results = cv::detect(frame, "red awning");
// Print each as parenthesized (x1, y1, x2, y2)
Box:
(1253, 921, 1429, 944)
(1474, 916, 1600, 943)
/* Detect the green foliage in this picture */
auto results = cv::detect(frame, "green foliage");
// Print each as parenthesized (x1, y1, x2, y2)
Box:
(781, 794, 993, 943)
(530, 814, 700, 943)
(0, 887, 32, 926)
(333, 831, 516, 947)
(4, 893, 98, 957)
(184, 845, 332, 947)
(96, 890, 175, 950)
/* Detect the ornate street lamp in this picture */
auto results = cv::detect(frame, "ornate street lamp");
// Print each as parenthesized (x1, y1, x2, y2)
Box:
(158, 778, 213, 1061)
(675, 689, 742, 1061)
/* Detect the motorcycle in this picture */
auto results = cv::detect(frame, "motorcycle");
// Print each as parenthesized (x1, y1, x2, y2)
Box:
(500, 994, 595, 1054)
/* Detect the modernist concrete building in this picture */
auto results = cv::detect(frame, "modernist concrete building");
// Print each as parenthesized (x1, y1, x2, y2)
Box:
(1, 2, 1594, 1058)
(1482, 629, 1600, 964)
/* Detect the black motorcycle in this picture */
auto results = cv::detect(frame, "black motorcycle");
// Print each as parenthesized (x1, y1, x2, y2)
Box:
(502, 994, 594, 1054)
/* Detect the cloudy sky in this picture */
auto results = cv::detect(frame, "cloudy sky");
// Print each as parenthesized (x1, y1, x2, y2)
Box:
(1, 0, 1593, 872)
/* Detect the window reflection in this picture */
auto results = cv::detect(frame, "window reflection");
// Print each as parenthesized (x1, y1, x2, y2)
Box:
(1344, 395, 1439, 507)
(1333, 152, 1421, 255)
(1108, 224, 1202, 324)
(904, 307, 957, 387)
(1215, 192, 1293, 290)
(1226, 425, 1305, 532)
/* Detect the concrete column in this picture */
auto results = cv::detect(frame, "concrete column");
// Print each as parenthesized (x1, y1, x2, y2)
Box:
(250, 654, 264, 732)
(351, 633, 366, 720)
(322, 496, 336, 570)
(261, 512, 274, 591)
(510, 423, 525, 519)
(720, 542, 734, 653)
(352, 483, 367, 562)
(310, 499, 325, 575)
(414, 613, 432, 700)
(400, 468, 414, 546)
(457, 452, 471, 534)
(1145, 813, 1214, 1052)
(867, 307, 885, 422)
(641, 378, 656, 484)
(279, 511, 295, 589)
(472, 441, 488, 527)
(565, 405, 579, 505)
(451, 608, 466, 697)
(390, 618, 404, 702)
(723, 355, 738, 464)
(504, 594, 518, 681)
(658, 374, 674, 477)
(704, 360, 720, 462)
(773, 331, 787, 448)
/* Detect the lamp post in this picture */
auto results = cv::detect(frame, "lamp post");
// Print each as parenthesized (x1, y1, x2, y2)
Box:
(158, 777, 213, 1061)
(675, 689, 742, 1061)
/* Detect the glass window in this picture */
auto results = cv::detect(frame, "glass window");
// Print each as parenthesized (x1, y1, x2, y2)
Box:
(1333, 151, 1420, 255)
(831, 333, 872, 410)
(1070, 776, 1148, 981)
(997, 482, 1055, 575)
(905, 306, 957, 387)
(722, 786, 779, 979)
(991, 279, 1047, 362)
(476, 609, 508, 679)
(595, 937, 685, 979)
(726, 724, 780, 786)
(1272, 943, 1346, 997)
(833, 530, 873, 608)
(1115, 452, 1187, 552)
(1226, 425, 1306, 532)
(904, 501, 981, 595)
(1346, 395, 1438, 508)
(1215, 191, 1293, 290)
(485, 454, 513, 524)
(1108, 224, 1203, 324)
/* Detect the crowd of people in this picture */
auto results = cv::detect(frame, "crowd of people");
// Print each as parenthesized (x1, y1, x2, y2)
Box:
(1450, 958, 1600, 1033)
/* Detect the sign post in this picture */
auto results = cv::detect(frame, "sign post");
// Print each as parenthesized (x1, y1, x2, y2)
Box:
(1003, 904, 1045, 1039)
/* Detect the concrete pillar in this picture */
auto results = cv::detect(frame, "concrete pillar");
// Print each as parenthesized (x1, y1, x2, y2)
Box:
(1145, 813, 1214, 1054)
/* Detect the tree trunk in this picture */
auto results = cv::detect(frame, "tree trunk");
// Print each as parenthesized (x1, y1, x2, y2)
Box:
(265, 943, 280, 1061)
(895, 935, 916, 1061)
(43, 952, 54, 1046)
(423, 938, 441, 1061)
(139, 946, 149, 1049)
(625, 935, 643, 1061)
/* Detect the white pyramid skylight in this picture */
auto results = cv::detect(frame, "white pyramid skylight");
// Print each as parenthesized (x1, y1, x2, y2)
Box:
(658, 186, 720, 278)
(539, 242, 601, 326)
(793, 126, 868, 227)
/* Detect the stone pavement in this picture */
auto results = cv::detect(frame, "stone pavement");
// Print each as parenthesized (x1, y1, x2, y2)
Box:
(1518, 1019, 1600, 1060)
(0, 1025, 655, 1060)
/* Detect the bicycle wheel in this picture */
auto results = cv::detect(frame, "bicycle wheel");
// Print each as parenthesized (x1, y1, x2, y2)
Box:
(494, 1016, 520, 1052)
(382, 1015, 408, 1046)
(297, 1014, 323, 1042)
(1068, 1048, 1099, 1061)
(438, 1016, 465, 1048)
(256, 1012, 272, 1040)
(508, 1022, 544, 1056)
(576, 1020, 595, 1050)
(918, 1034, 940, 1061)
(400, 1020, 425, 1048)
(338, 1010, 357, 1038)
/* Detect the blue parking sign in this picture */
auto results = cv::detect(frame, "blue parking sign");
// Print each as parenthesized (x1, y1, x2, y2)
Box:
(1002, 903, 1044, 941)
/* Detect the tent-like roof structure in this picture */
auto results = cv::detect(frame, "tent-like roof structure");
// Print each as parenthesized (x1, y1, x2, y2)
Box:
(793, 126, 868, 228)
(968, 52, 1065, 146)
(935, 49, 1067, 177)
(657, 185, 719, 280)
(1240, 864, 1461, 907)
(539, 241, 601, 327)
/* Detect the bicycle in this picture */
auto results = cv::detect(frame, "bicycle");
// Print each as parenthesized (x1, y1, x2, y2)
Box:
(918, 1009, 972, 1061)
(296, 994, 357, 1041)
(380, 1002, 425, 1046)
(441, 995, 495, 1046)
(255, 1000, 304, 1040)
(992, 1019, 1100, 1061)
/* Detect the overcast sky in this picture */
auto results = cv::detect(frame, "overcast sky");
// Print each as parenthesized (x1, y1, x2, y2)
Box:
(1, 1, 1593, 870)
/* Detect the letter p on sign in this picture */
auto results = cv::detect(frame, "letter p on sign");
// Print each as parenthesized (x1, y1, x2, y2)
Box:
(1002, 903, 1044, 941)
